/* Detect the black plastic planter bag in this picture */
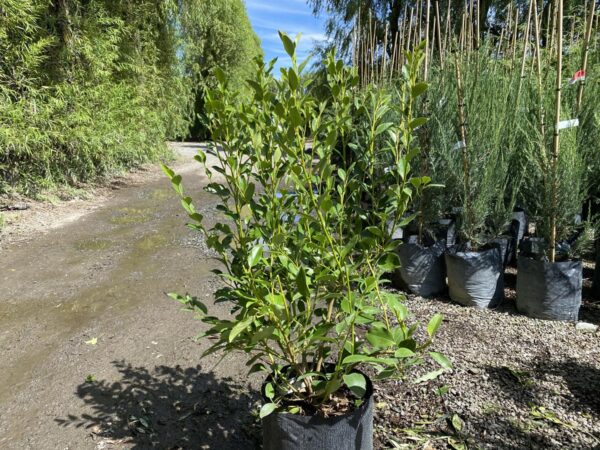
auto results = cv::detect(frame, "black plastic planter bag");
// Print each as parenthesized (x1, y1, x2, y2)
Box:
(436, 218, 456, 248)
(511, 210, 527, 244)
(491, 236, 514, 268)
(395, 240, 446, 297)
(516, 256, 582, 321)
(445, 246, 504, 308)
(262, 373, 374, 450)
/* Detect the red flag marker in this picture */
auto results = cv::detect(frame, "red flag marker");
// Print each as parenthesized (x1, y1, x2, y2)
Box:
(569, 70, 586, 84)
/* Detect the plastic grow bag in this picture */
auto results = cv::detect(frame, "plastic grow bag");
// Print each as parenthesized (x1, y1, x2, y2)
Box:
(436, 218, 456, 248)
(511, 210, 527, 244)
(395, 240, 446, 297)
(445, 245, 504, 308)
(262, 371, 374, 450)
(491, 236, 514, 268)
(516, 256, 582, 321)
(519, 237, 547, 258)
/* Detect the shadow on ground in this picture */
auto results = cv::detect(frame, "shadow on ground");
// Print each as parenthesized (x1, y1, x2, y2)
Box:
(56, 360, 260, 449)
(481, 357, 600, 448)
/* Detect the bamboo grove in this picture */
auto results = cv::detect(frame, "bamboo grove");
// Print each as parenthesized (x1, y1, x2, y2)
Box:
(0, 0, 261, 195)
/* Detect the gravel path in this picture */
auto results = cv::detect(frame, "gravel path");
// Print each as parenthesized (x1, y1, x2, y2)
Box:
(373, 270, 600, 450)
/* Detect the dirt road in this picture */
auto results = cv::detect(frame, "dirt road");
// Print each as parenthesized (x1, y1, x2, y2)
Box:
(0, 143, 260, 449)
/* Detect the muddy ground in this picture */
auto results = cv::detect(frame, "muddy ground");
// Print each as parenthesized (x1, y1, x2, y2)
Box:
(0, 143, 262, 449)
(1, 143, 599, 450)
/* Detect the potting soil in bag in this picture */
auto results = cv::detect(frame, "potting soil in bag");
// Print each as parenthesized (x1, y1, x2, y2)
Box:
(395, 240, 446, 297)
(516, 256, 582, 321)
(445, 245, 504, 308)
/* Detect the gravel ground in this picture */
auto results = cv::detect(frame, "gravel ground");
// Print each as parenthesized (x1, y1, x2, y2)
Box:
(373, 265, 600, 450)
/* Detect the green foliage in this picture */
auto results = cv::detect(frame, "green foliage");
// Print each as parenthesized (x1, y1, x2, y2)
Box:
(0, 0, 261, 195)
(0, 0, 184, 195)
(165, 38, 449, 416)
(180, 0, 262, 139)
(425, 48, 529, 246)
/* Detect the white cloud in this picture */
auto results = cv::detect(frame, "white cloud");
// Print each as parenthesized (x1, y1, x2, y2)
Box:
(245, 0, 312, 16)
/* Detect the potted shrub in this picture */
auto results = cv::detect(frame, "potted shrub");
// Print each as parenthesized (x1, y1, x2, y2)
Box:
(427, 50, 527, 308)
(163, 35, 450, 449)
(516, 1, 586, 321)
(386, 48, 447, 299)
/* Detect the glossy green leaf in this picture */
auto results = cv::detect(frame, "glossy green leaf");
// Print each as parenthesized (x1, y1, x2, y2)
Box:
(278, 31, 295, 58)
(343, 373, 367, 398)
(247, 245, 263, 269)
(427, 314, 443, 338)
(429, 352, 453, 370)
(260, 402, 277, 419)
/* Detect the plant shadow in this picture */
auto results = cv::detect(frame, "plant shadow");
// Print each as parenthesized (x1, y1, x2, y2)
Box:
(56, 360, 260, 449)
(480, 357, 600, 448)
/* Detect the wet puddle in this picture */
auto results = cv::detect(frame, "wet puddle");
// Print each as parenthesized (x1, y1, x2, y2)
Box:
(110, 207, 154, 224)
(75, 239, 113, 251)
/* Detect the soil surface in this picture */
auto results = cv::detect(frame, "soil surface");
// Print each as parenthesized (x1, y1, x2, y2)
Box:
(0, 143, 262, 450)
(1, 142, 599, 449)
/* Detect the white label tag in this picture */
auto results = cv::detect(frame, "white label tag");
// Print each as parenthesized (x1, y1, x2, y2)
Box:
(558, 118, 579, 130)
(452, 140, 466, 150)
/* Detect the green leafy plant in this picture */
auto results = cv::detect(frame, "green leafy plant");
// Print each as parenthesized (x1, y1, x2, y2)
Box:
(164, 34, 450, 417)
(426, 47, 529, 248)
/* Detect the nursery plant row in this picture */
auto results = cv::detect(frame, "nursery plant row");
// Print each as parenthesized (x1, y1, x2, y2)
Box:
(161, 1, 600, 447)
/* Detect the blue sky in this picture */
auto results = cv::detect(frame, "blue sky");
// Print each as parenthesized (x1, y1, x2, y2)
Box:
(245, 0, 329, 74)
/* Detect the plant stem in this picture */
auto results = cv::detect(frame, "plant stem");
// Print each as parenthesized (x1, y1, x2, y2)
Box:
(550, 0, 564, 263)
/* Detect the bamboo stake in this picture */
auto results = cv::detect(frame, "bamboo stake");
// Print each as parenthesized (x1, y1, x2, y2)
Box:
(576, 0, 595, 113)
(444, 1, 451, 54)
(425, 0, 431, 79)
(369, 11, 375, 82)
(546, 1, 552, 49)
(430, 16, 437, 69)
(507, 2, 513, 44)
(496, 26, 505, 66)
(532, 0, 546, 140)
(390, 27, 399, 81)
(407, 8, 414, 52)
(381, 21, 388, 81)
(398, 12, 406, 69)
(454, 51, 472, 242)
(511, 8, 520, 69)
(517, 0, 534, 103)
(549, 0, 557, 56)
(460, 12, 466, 52)
(415, 5, 421, 49)
(469, 0, 474, 51)
(549, 0, 563, 263)
(417, 0, 422, 43)
(475, 0, 481, 49)
(435, 1, 444, 68)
